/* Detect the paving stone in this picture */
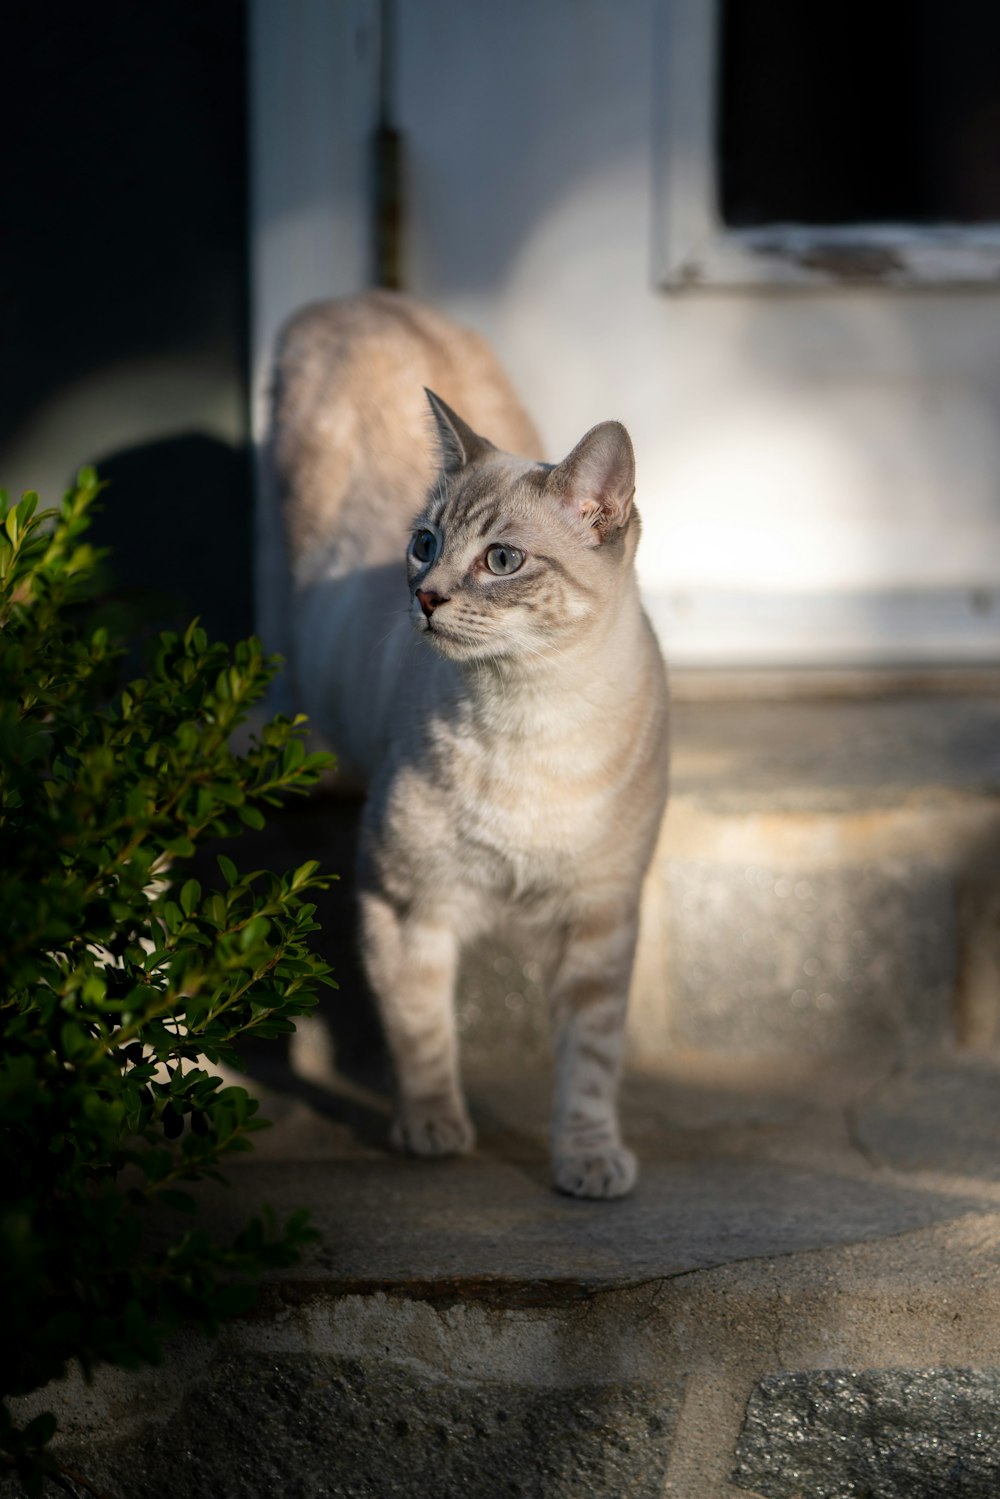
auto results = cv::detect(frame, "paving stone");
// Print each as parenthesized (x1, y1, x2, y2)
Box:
(733, 1367, 1000, 1499)
(21, 1356, 678, 1499)
(206, 1151, 987, 1291)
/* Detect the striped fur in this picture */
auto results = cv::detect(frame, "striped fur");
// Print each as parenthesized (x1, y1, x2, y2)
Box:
(265, 291, 669, 1198)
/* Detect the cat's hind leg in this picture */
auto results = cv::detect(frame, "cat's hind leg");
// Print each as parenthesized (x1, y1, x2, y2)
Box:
(360, 891, 474, 1157)
(548, 902, 639, 1199)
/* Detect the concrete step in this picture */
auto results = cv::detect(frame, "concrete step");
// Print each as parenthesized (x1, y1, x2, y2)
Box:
(219, 688, 1000, 1165)
(231, 692, 1000, 1078)
(15, 1051, 1000, 1498)
(634, 692, 1000, 1065)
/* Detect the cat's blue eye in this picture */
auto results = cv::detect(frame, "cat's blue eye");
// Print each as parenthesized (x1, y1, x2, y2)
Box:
(484, 544, 524, 576)
(411, 528, 437, 564)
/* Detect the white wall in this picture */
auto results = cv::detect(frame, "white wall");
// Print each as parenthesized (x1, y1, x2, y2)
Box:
(248, 0, 377, 669)
(248, 0, 377, 435)
(251, 0, 1000, 667)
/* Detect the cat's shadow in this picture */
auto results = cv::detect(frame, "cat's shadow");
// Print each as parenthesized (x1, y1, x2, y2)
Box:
(197, 777, 558, 1176)
(194, 790, 395, 1150)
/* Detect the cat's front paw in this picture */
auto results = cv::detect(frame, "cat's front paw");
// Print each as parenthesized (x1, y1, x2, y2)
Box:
(552, 1144, 638, 1200)
(391, 1101, 475, 1158)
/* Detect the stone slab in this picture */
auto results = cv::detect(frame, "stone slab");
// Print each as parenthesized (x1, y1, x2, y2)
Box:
(33, 1355, 678, 1499)
(733, 1367, 1000, 1499)
(206, 1151, 984, 1295)
(190, 1053, 997, 1294)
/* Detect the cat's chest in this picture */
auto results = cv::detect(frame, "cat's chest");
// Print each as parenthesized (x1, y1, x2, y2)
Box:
(440, 726, 614, 880)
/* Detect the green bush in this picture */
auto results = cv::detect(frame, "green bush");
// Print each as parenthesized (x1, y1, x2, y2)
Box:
(0, 473, 335, 1495)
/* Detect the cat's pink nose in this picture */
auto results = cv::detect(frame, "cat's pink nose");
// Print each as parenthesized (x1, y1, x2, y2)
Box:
(416, 588, 448, 618)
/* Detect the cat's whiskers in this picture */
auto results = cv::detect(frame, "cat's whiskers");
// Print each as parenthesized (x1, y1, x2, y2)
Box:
(483, 648, 508, 708)
(370, 609, 413, 659)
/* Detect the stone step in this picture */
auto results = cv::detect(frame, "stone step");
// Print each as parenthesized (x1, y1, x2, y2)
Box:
(235, 692, 1000, 1079)
(16, 1052, 1000, 1498)
(633, 692, 1000, 1065)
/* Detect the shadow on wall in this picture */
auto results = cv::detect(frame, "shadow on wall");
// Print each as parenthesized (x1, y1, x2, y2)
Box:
(87, 432, 253, 648)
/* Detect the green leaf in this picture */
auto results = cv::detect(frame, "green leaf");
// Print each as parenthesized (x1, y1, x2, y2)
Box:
(18, 490, 39, 525)
(205, 780, 244, 806)
(239, 916, 269, 950)
(59, 1020, 89, 1060)
(282, 737, 305, 773)
(180, 878, 201, 916)
(165, 835, 195, 858)
(162, 900, 183, 934)
(207, 892, 228, 928)
(176, 721, 200, 754)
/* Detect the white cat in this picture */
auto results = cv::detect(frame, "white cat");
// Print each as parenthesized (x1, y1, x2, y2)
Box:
(263, 291, 668, 1198)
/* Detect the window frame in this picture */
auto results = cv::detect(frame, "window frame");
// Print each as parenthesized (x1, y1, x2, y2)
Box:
(653, 0, 1000, 290)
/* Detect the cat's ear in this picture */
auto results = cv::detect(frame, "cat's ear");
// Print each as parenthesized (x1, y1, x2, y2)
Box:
(545, 421, 635, 544)
(425, 389, 496, 474)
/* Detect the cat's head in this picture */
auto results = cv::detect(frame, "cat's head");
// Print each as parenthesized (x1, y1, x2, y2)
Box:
(407, 389, 639, 665)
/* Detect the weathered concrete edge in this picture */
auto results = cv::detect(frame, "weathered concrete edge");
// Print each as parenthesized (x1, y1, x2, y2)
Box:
(659, 791, 1000, 865)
